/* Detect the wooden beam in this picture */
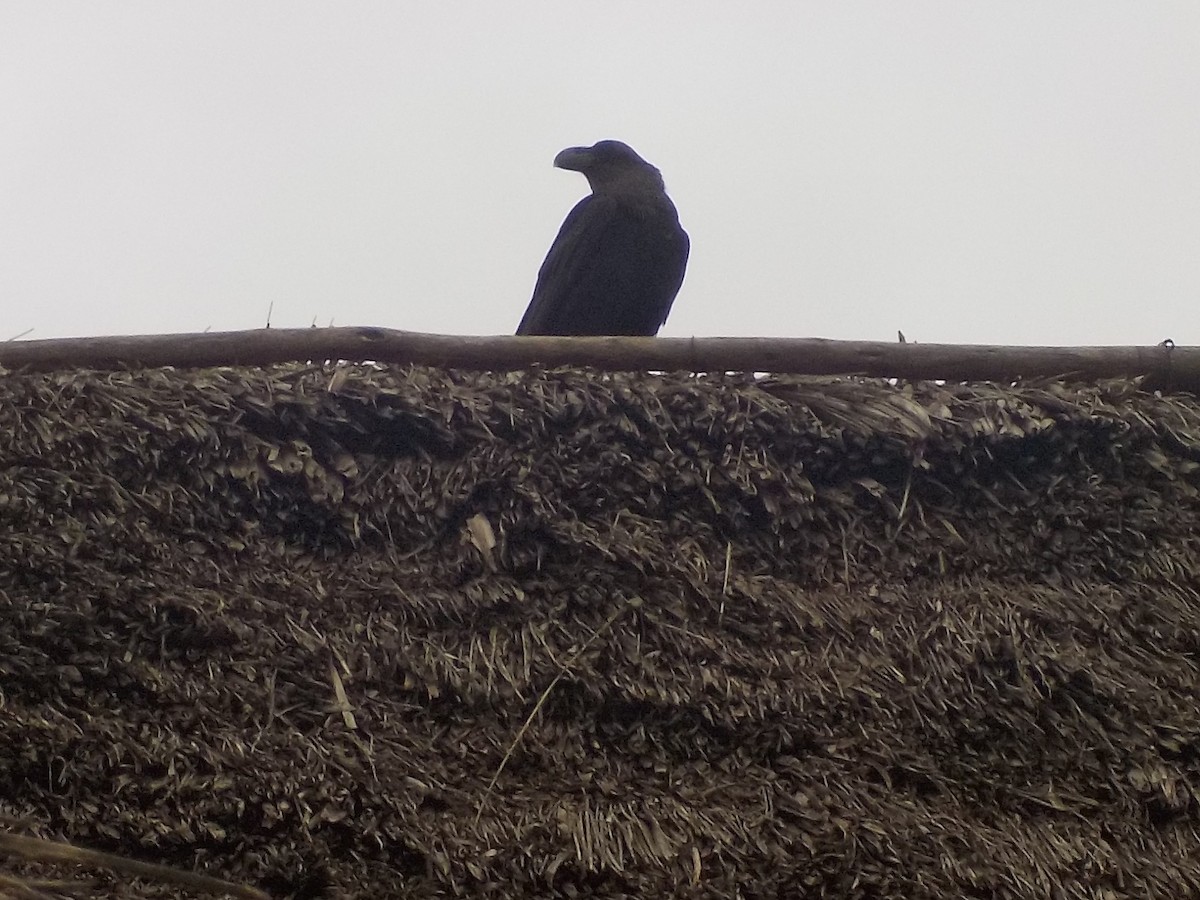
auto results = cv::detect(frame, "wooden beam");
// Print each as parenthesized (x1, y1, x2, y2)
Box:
(0, 327, 1193, 388)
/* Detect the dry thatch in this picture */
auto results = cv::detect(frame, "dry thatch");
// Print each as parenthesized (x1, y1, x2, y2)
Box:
(1, 364, 1199, 899)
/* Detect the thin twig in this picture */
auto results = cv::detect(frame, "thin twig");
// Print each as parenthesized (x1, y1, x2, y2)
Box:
(473, 599, 642, 825)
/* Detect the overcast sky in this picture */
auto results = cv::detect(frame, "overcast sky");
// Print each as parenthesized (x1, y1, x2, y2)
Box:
(2, 3, 1197, 346)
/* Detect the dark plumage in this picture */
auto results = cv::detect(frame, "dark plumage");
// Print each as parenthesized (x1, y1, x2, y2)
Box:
(516, 140, 689, 336)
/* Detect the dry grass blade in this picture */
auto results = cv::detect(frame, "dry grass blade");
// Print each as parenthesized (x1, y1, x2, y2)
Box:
(0, 872, 68, 900)
(474, 598, 643, 825)
(0, 834, 268, 900)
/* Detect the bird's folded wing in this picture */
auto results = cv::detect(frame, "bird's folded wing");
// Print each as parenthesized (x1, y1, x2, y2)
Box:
(517, 195, 620, 336)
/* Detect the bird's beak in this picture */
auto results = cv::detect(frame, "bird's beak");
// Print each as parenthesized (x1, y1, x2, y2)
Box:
(553, 147, 592, 171)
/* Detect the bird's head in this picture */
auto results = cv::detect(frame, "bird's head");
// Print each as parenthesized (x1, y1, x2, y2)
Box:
(553, 140, 665, 195)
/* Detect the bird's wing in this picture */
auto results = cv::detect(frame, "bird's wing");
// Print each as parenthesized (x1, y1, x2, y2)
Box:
(656, 223, 690, 331)
(517, 195, 688, 335)
(516, 195, 612, 335)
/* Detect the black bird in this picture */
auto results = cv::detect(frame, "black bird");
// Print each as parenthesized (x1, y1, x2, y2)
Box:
(516, 140, 689, 336)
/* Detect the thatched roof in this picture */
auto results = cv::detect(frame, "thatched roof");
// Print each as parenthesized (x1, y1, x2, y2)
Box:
(2, 364, 1199, 898)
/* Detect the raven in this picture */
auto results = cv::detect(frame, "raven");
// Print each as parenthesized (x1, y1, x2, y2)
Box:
(516, 140, 689, 336)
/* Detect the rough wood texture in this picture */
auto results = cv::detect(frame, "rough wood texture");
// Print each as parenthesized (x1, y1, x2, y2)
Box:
(0, 327, 1193, 388)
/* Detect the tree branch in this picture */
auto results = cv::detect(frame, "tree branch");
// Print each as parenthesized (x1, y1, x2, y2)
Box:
(0, 327, 1192, 388)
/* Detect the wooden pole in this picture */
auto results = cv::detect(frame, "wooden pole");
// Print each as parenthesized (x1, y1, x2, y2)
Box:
(0, 327, 1193, 388)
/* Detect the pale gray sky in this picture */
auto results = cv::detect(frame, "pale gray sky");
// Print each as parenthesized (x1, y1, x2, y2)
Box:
(2, 3, 1197, 345)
